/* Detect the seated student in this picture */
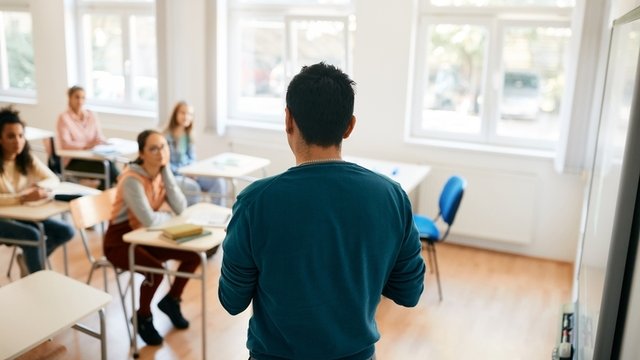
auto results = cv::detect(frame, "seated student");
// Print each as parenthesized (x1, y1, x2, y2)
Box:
(56, 85, 119, 188)
(0, 106, 75, 277)
(163, 101, 225, 205)
(103, 129, 200, 346)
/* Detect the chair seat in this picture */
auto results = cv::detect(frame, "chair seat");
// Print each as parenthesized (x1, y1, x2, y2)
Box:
(413, 215, 440, 241)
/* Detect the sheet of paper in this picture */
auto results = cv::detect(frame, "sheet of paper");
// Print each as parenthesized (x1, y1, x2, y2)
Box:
(186, 212, 231, 228)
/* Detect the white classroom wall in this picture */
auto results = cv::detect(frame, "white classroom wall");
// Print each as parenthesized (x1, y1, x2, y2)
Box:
(3, 0, 594, 262)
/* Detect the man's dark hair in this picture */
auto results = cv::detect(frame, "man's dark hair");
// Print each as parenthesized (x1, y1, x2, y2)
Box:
(286, 62, 356, 147)
(0, 106, 33, 175)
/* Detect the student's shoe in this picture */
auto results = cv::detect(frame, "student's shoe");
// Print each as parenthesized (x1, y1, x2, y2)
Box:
(158, 294, 189, 329)
(16, 253, 30, 278)
(133, 314, 163, 346)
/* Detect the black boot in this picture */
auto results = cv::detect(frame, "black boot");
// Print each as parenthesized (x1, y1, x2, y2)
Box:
(158, 294, 189, 329)
(134, 313, 163, 345)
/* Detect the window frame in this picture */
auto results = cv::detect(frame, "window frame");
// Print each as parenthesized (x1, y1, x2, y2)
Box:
(0, 5, 36, 101)
(222, 0, 354, 130)
(409, 2, 573, 150)
(74, 0, 157, 113)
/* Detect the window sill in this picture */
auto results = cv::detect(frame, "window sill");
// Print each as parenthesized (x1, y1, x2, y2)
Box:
(85, 104, 158, 134)
(404, 135, 555, 159)
(225, 118, 284, 132)
(86, 104, 157, 119)
(0, 95, 37, 106)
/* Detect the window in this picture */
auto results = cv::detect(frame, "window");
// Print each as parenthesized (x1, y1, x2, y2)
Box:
(223, 0, 354, 127)
(0, 10, 35, 98)
(410, 0, 573, 150)
(75, 0, 156, 111)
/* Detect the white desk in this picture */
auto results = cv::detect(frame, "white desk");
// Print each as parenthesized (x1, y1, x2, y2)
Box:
(0, 200, 70, 271)
(25, 126, 55, 142)
(123, 203, 231, 359)
(0, 270, 112, 360)
(0, 182, 100, 273)
(345, 156, 431, 209)
(57, 138, 138, 189)
(178, 152, 271, 201)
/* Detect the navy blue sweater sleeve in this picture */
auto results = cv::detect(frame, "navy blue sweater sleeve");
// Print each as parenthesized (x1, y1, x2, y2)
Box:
(382, 194, 426, 306)
(218, 199, 258, 315)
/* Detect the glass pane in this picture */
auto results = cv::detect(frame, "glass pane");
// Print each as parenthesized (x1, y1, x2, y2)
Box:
(431, 0, 574, 6)
(577, 18, 640, 360)
(497, 26, 571, 141)
(234, 19, 284, 116)
(290, 19, 347, 73)
(85, 14, 124, 102)
(421, 24, 487, 134)
(3, 12, 35, 91)
(131, 16, 157, 103)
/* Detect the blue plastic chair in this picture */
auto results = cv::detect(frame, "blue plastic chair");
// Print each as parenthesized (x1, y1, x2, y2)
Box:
(413, 175, 466, 301)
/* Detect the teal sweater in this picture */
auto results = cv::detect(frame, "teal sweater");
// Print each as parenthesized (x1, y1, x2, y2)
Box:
(219, 161, 425, 360)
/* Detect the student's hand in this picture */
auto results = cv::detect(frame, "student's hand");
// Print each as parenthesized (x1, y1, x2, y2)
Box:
(20, 187, 50, 203)
(88, 138, 103, 148)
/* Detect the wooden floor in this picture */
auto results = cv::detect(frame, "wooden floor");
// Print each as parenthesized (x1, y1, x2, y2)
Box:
(1, 232, 572, 360)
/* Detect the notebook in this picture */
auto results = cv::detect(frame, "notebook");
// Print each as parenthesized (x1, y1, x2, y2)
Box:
(161, 223, 204, 240)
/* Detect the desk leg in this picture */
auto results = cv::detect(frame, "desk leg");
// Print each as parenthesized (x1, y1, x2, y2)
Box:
(129, 244, 139, 358)
(102, 159, 110, 189)
(199, 251, 207, 360)
(71, 308, 108, 360)
(35, 222, 50, 270)
(99, 308, 107, 360)
(62, 242, 68, 275)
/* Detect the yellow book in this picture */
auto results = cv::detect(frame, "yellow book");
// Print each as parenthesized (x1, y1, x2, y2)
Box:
(162, 224, 203, 240)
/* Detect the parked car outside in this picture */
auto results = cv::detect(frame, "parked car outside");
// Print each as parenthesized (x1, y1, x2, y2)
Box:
(500, 71, 541, 120)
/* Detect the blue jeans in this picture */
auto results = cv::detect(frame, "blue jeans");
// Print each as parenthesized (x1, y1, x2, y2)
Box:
(0, 218, 75, 273)
(177, 175, 228, 206)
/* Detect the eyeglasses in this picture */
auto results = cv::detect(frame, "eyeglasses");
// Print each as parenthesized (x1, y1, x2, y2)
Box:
(146, 144, 166, 154)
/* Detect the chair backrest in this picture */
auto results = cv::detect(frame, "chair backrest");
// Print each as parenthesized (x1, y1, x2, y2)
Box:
(439, 175, 467, 226)
(69, 188, 116, 230)
(42, 137, 62, 175)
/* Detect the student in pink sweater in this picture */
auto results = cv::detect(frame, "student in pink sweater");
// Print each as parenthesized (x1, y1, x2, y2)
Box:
(56, 86, 119, 188)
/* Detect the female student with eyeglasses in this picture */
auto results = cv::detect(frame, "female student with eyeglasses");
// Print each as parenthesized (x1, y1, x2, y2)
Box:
(103, 129, 200, 346)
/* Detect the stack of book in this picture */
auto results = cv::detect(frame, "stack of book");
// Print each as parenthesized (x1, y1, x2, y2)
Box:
(161, 224, 210, 243)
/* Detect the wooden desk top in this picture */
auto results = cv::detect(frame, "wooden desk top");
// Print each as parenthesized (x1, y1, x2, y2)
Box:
(57, 137, 138, 163)
(178, 152, 271, 179)
(0, 201, 69, 222)
(0, 182, 99, 221)
(0, 270, 111, 359)
(123, 203, 231, 252)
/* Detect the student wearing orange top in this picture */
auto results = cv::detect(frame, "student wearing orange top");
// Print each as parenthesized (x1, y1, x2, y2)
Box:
(55, 86, 119, 188)
(103, 129, 200, 346)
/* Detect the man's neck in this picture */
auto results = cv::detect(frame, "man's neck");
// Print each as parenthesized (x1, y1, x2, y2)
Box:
(295, 145, 342, 165)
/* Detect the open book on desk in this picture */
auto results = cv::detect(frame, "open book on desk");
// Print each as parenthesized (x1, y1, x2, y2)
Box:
(185, 212, 231, 228)
(91, 138, 138, 157)
(149, 213, 230, 230)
